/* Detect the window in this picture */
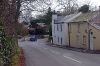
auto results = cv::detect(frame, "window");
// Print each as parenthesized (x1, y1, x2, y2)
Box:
(60, 24, 62, 32)
(57, 24, 59, 31)
(54, 20, 56, 23)
(54, 25, 55, 33)
(56, 24, 62, 31)
(61, 37, 62, 44)
(58, 37, 59, 43)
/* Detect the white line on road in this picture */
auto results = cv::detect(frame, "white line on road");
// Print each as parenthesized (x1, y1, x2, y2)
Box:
(63, 55, 82, 63)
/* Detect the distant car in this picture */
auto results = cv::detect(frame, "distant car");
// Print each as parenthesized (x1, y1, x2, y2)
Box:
(29, 36, 37, 41)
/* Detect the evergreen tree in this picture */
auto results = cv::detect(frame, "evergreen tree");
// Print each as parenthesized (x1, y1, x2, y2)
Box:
(45, 7, 53, 38)
(45, 7, 52, 25)
(78, 5, 90, 13)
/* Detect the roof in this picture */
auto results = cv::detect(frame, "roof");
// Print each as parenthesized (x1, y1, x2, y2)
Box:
(90, 23, 100, 30)
(94, 23, 100, 26)
(60, 13, 78, 22)
(57, 12, 81, 23)
(71, 11, 98, 22)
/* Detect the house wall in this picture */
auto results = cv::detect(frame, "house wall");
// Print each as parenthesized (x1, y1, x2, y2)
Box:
(69, 23, 79, 48)
(69, 22, 100, 50)
(52, 13, 82, 46)
(52, 14, 57, 37)
(69, 22, 89, 49)
(52, 23, 68, 46)
(63, 23, 69, 46)
(79, 22, 89, 49)
(89, 25, 100, 50)
(52, 14, 57, 44)
(52, 15, 69, 46)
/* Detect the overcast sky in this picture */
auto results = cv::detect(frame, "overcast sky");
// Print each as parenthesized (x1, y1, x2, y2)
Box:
(78, 0, 100, 6)
(31, 0, 100, 17)
(21, 0, 100, 22)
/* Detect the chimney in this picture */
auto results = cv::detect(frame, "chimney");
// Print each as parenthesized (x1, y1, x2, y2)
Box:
(57, 11, 60, 14)
(52, 11, 57, 22)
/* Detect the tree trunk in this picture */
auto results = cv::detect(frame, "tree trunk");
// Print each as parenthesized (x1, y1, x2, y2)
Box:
(0, 0, 20, 65)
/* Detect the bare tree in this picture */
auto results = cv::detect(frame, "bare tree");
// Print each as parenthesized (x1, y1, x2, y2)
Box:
(0, 0, 19, 65)
(85, 0, 98, 11)
(19, 0, 53, 22)
(56, 0, 79, 15)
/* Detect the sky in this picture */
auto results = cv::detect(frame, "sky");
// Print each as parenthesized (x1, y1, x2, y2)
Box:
(77, 0, 100, 6)
(21, 0, 100, 22)
(50, 0, 100, 11)
(31, 0, 100, 18)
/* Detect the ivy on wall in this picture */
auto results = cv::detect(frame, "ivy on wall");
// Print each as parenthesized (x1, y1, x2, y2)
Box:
(0, 18, 18, 66)
(0, 0, 20, 66)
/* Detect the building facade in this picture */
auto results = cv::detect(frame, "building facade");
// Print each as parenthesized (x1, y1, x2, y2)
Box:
(68, 11, 100, 50)
(52, 13, 81, 46)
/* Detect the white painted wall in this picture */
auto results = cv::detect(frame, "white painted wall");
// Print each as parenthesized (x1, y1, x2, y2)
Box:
(52, 14, 69, 46)
(52, 14, 57, 45)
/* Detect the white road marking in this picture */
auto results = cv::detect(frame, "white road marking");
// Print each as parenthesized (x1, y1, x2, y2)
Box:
(63, 55, 82, 63)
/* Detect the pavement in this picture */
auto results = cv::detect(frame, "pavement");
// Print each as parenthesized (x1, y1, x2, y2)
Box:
(18, 38, 100, 66)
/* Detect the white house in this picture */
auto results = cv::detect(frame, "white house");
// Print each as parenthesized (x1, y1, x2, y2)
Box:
(52, 12, 81, 46)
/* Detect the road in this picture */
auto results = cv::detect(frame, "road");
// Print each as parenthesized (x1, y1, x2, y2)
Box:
(18, 38, 100, 66)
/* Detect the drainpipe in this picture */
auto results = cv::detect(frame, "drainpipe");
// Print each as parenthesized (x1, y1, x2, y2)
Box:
(88, 23, 92, 50)
(68, 23, 70, 47)
(88, 29, 91, 50)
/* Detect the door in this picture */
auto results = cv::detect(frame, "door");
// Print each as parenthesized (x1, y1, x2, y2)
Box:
(90, 32, 94, 50)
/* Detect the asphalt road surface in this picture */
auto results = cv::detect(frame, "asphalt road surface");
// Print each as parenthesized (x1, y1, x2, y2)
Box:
(18, 38, 100, 66)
